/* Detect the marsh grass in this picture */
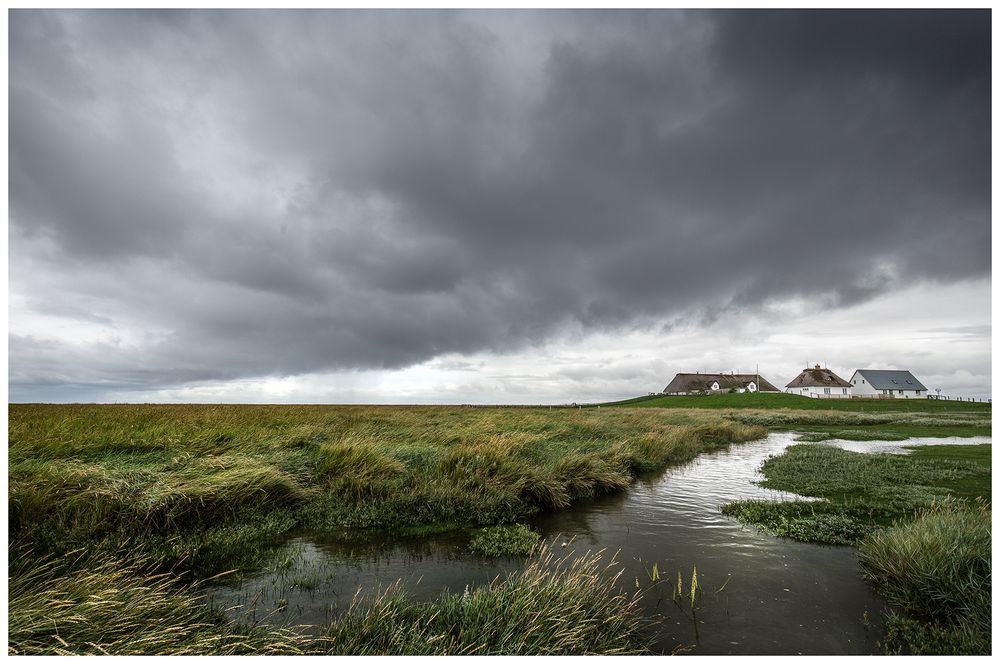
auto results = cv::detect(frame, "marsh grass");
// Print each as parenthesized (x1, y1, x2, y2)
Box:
(795, 429, 910, 442)
(721, 444, 990, 544)
(469, 523, 541, 557)
(8, 544, 646, 655)
(721, 443, 991, 655)
(858, 500, 991, 654)
(11, 404, 765, 576)
(9, 404, 764, 655)
(726, 410, 991, 439)
(7, 547, 308, 656)
(319, 547, 645, 655)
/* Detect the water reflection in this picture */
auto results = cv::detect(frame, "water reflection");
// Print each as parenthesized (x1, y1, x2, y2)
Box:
(202, 433, 989, 654)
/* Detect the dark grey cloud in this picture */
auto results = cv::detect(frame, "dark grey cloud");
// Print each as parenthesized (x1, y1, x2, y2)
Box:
(9, 9, 991, 399)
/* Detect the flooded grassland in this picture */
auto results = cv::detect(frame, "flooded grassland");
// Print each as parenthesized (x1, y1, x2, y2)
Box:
(8, 402, 991, 654)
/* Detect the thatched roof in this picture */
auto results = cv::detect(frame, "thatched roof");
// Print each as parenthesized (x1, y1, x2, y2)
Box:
(785, 365, 852, 388)
(663, 372, 780, 393)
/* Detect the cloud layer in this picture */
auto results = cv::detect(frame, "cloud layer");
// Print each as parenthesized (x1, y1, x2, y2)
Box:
(9, 9, 991, 401)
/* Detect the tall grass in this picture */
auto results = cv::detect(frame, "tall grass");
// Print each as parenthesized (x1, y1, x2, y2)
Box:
(9, 404, 764, 654)
(8, 545, 646, 655)
(11, 405, 766, 575)
(319, 548, 645, 655)
(7, 547, 307, 656)
(857, 500, 991, 655)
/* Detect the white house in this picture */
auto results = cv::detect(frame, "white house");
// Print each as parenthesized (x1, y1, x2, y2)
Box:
(849, 369, 928, 399)
(784, 365, 853, 398)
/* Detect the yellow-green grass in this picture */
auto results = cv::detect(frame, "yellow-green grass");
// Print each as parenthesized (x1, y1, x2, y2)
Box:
(9, 545, 642, 656)
(9, 404, 762, 655)
(319, 548, 644, 655)
(10, 405, 764, 572)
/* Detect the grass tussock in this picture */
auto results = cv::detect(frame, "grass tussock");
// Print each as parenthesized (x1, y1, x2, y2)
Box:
(319, 548, 644, 655)
(469, 524, 541, 557)
(7, 548, 307, 656)
(858, 500, 991, 655)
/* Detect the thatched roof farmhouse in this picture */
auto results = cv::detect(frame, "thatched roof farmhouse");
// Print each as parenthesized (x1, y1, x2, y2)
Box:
(663, 372, 779, 395)
(785, 365, 852, 398)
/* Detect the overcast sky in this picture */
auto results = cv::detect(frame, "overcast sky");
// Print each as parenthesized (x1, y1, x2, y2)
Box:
(9, 9, 992, 403)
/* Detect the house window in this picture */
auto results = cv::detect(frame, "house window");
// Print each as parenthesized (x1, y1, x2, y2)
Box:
(842, 388, 847, 394)
(824, 387, 831, 394)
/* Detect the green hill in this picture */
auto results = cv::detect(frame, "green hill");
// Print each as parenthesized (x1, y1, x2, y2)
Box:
(601, 392, 991, 413)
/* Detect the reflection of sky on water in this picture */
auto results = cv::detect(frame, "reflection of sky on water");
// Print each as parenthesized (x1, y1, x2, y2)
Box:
(202, 433, 990, 654)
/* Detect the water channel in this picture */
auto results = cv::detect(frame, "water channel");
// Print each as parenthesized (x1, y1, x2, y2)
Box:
(203, 433, 991, 654)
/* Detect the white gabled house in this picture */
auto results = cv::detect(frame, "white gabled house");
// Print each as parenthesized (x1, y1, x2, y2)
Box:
(784, 365, 853, 398)
(849, 369, 928, 399)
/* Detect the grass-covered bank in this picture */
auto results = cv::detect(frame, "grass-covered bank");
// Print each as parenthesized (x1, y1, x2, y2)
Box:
(607, 391, 991, 413)
(722, 443, 991, 654)
(9, 404, 762, 654)
(608, 393, 991, 441)
(10, 404, 764, 574)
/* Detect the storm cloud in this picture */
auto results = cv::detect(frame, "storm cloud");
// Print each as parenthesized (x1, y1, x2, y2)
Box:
(9, 9, 991, 401)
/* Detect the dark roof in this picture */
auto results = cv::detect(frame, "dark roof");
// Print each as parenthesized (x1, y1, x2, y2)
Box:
(785, 366, 852, 388)
(853, 369, 927, 391)
(663, 373, 780, 393)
